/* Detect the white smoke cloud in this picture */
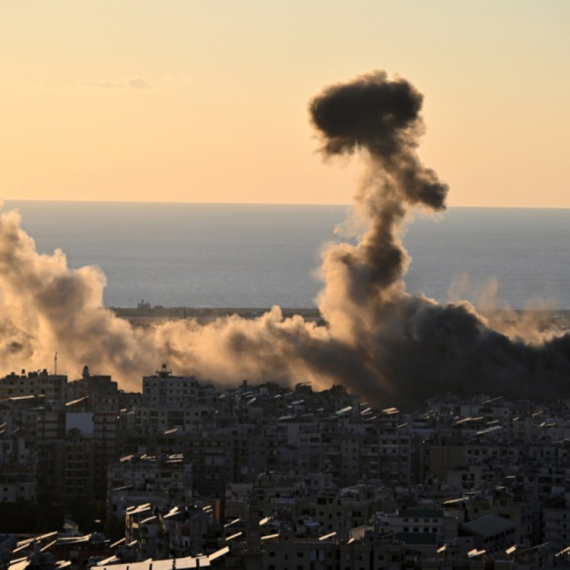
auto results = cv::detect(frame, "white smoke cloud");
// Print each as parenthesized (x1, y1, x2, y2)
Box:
(2, 70, 569, 408)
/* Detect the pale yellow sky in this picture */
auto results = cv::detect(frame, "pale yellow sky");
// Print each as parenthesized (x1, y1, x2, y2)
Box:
(1, 0, 569, 207)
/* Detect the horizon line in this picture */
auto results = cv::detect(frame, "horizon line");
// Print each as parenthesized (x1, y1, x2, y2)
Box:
(3, 198, 570, 211)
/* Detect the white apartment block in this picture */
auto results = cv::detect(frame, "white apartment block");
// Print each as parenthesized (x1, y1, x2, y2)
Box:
(0, 370, 67, 403)
(142, 366, 217, 408)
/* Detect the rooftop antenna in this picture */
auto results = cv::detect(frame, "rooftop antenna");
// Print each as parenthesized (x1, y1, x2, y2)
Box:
(54, 352, 58, 375)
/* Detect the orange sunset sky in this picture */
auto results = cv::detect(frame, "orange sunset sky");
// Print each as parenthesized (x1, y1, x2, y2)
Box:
(1, 0, 569, 208)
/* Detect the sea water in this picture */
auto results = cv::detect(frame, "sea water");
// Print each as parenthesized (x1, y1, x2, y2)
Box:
(3, 201, 570, 310)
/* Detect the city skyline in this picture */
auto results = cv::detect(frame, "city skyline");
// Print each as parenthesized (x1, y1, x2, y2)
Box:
(4, 3, 570, 566)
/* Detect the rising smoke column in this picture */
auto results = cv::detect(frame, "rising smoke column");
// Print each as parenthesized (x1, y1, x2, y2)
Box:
(2, 70, 570, 406)
(307, 70, 570, 405)
(310, 71, 447, 333)
(306, 71, 570, 405)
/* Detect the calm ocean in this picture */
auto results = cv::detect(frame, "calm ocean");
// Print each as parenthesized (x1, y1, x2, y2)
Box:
(4, 201, 570, 310)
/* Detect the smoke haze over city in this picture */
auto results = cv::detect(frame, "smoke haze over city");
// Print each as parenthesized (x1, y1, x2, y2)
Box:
(2, 71, 570, 408)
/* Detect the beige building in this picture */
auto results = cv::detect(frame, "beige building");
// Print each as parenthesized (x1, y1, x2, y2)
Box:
(0, 370, 67, 403)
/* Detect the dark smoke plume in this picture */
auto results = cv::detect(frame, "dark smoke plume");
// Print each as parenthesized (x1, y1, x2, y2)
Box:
(1, 71, 570, 408)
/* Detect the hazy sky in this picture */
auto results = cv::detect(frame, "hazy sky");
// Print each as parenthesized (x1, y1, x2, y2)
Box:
(1, 0, 569, 207)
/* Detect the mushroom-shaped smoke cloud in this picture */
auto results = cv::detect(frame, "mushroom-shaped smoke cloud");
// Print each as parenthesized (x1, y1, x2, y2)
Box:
(1, 70, 569, 408)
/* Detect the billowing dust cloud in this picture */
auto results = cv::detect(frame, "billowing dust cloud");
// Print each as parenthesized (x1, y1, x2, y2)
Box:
(2, 70, 570, 408)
